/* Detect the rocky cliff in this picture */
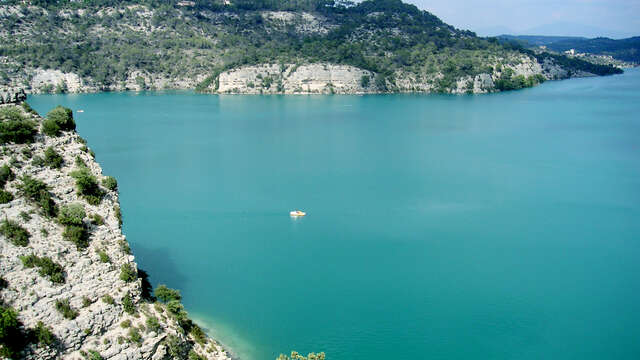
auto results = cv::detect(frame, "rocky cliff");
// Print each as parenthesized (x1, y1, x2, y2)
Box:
(207, 55, 583, 94)
(0, 98, 230, 360)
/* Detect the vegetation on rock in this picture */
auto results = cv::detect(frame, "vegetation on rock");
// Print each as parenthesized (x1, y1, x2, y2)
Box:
(19, 254, 65, 284)
(0, 219, 30, 247)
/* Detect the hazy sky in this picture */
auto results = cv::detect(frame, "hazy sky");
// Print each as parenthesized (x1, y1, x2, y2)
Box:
(404, 0, 640, 38)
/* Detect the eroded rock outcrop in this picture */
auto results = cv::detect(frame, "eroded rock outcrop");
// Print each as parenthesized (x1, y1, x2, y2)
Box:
(0, 100, 231, 360)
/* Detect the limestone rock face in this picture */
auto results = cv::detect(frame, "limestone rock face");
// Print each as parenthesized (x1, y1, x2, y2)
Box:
(216, 63, 376, 94)
(0, 87, 26, 104)
(31, 69, 84, 94)
(0, 100, 231, 360)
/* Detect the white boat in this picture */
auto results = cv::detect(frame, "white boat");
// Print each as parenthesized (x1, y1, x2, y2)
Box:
(290, 210, 306, 217)
(77, 110, 84, 113)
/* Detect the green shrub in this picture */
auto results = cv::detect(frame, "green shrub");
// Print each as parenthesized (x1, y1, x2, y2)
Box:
(122, 294, 136, 315)
(82, 296, 92, 307)
(0, 164, 15, 188)
(42, 119, 60, 137)
(189, 350, 206, 360)
(119, 239, 130, 254)
(43, 106, 75, 137)
(20, 254, 65, 284)
(19, 211, 31, 221)
(88, 350, 104, 360)
(360, 75, 370, 88)
(75, 156, 87, 168)
(120, 263, 137, 282)
(128, 328, 142, 345)
(102, 295, 115, 305)
(70, 168, 104, 204)
(154, 285, 181, 303)
(102, 176, 117, 191)
(16, 175, 57, 217)
(57, 203, 85, 226)
(166, 300, 185, 317)
(120, 319, 131, 328)
(62, 225, 89, 249)
(54, 299, 78, 319)
(190, 323, 207, 345)
(96, 249, 110, 263)
(43, 146, 64, 169)
(145, 315, 162, 334)
(0, 106, 37, 144)
(0, 219, 30, 246)
(89, 213, 104, 225)
(31, 155, 45, 167)
(0, 305, 25, 358)
(0, 189, 14, 204)
(21, 147, 32, 159)
(114, 205, 122, 227)
(33, 321, 56, 346)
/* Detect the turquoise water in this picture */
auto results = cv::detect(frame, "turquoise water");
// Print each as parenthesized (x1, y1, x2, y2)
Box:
(29, 70, 640, 360)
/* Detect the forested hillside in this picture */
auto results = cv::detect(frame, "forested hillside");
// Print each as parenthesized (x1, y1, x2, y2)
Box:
(0, 0, 622, 94)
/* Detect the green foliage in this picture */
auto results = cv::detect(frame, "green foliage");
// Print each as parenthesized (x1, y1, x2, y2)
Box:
(19, 211, 31, 221)
(97, 249, 110, 263)
(360, 75, 370, 88)
(0, 189, 14, 204)
(102, 176, 117, 191)
(120, 263, 137, 282)
(120, 319, 131, 328)
(190, 323, 207, 345)
(43, 106, 75, 137)
(122, 294, 136, 314)
(0, 164, 15, 188)
(189, 350, 207, 360)
(0, 305, 25, 358)
(145, 315, 162, 334)
(88, 350, 104, 360)
(114, 205, 122, 227)
(102, 294, 115, 305)
(33, 321, 56, 346)
(70, 167, 105, 204)
(0, 106, 37, 144)
(494, 68, 546, 91)
(43, 146, 64, 168)
(62, 224, 89, 249)
(0, 219, 30, 246)
(16, 175, 57, 217)
(57, 203, 86, 226)
(55, 298, 78, 319)
(90, 213, 105, 225)
(128, 327, 142, 345)
(154, 285, 182, 303)
(20, 254, 65, 284)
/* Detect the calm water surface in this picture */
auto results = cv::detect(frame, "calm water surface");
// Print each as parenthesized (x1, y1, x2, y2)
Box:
(29, 69, 640, 360)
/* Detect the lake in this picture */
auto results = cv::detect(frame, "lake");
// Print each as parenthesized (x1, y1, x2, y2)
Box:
(29, 69, 640, 360)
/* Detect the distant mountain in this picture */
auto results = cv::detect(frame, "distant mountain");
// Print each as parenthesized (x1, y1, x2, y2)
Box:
(498, 35, 587, 47)
(522, 22, 634, 40)
(473, 25, 515, 37)
(500, 35, 640, 64)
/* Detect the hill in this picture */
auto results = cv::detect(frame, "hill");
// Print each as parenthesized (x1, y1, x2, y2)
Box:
(500, 35, 640, 64)
(0, 90, 232, 359)
(0, 0, 622, 94)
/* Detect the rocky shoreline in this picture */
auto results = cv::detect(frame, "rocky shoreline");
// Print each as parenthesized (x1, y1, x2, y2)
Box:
(8, 55, 593, 96)
(0, 89, 231, 360)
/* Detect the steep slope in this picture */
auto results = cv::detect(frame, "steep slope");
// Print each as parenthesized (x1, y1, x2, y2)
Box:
(0, 0, 622, 94)
(0, 89, 230, 360)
